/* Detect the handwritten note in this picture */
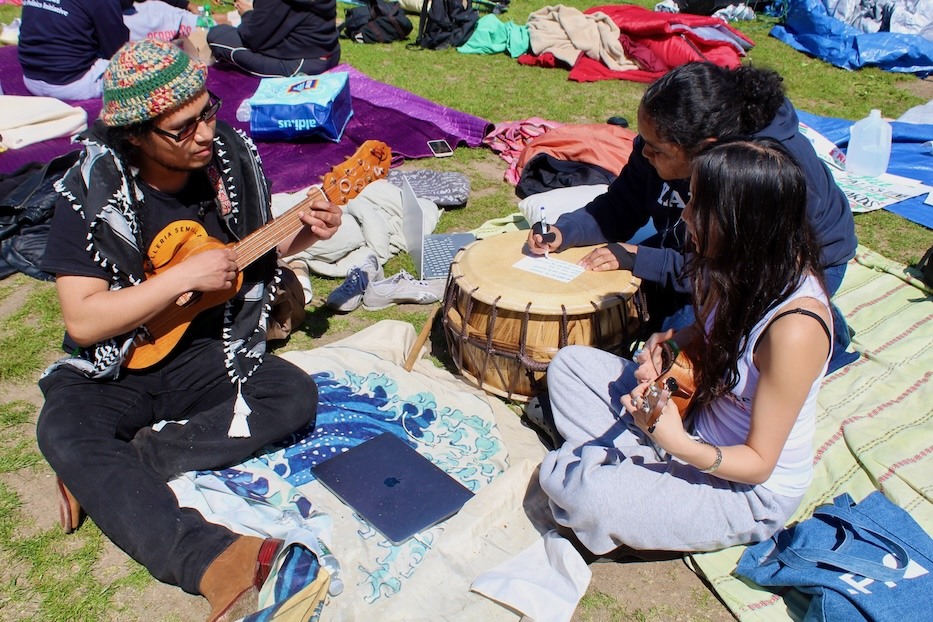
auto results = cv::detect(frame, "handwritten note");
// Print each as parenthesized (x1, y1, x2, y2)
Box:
(512, 256, 585, 283)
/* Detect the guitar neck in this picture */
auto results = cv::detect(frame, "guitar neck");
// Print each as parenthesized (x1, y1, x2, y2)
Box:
(230, 187, 327, 269)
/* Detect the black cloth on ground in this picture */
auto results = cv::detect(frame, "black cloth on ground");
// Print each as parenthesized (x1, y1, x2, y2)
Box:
(515, 152, 617, 199)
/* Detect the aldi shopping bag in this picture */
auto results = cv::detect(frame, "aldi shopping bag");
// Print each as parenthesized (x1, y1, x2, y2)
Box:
(248, 72, 353, 142)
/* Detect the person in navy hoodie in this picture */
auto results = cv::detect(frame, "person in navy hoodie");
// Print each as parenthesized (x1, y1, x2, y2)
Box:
(207, 0, 339, 77)
(18, 0, 208, 100)
(527, 62, 857, 366)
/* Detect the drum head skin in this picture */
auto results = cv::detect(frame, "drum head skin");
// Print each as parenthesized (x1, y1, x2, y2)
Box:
(451, 231, 639, 312)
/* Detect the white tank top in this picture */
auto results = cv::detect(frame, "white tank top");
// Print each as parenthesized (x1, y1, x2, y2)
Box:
(693, 274, 830, 497)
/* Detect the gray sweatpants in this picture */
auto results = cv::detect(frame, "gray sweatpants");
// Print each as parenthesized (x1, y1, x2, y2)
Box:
(538, 345, 802, 555)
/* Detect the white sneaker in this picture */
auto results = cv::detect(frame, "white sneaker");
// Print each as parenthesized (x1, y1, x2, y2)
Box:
(326, 252, 383, 312)
(361, 270, 444, 310)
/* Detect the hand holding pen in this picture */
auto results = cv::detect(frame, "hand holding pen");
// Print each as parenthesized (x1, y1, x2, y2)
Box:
(540, 206, 549, 259)
(529, 206, 559, 257)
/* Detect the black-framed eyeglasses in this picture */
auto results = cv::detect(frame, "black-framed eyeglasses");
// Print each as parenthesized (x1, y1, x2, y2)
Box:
(152, 90, 222, 142)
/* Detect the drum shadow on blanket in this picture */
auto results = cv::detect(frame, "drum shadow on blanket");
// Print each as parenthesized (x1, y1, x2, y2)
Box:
(0, 46, 492, 193)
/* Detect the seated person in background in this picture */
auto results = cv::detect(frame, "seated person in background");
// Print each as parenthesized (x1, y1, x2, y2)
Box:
(207, 0, 340, 78)
(36, 39, 341, 621)
(19, 0, 207, 100)
(122, 0, 229, 43)
(539, 138, 832, 557)
(527, 62, 856, 358)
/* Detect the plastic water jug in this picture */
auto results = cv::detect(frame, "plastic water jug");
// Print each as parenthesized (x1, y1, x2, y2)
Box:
(846, 109, 892, 177)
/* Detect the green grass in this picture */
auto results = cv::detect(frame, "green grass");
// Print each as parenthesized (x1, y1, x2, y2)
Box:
(0, 2, 931, 619)
(0, 282, 62, 382)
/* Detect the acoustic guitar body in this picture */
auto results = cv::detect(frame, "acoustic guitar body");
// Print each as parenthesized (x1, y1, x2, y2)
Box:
(642, 340, 697, 432)
(122, 221, 242, 370)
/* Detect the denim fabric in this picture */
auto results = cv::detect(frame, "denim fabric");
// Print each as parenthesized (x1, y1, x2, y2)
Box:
(737, 492, 933, 622)
(0, 223, 54, 281)
(823, 263, 860, 373)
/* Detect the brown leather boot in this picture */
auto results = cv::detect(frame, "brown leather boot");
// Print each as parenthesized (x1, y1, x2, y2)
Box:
(200, 536, 284, 622)
(57, 477, 82, 534)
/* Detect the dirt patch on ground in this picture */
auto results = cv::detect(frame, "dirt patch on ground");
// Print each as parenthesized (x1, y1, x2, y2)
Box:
(898, 76, 933, 103)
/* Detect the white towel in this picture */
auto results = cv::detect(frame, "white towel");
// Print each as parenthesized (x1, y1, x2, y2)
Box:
(0, 95, 87, 150)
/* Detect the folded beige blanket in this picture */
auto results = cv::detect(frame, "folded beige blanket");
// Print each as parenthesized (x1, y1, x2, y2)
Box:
(0, 95, 87, 150)
(527, 5, 636, 72)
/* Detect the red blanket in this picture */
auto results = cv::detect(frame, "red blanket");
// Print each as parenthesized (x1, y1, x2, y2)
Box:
(519, 4, 754, 83)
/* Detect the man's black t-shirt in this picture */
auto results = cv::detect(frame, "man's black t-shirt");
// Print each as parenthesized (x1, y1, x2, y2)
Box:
(42, 172, 232, 352)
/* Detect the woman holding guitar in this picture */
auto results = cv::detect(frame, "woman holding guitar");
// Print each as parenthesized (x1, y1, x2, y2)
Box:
(538, 138, 833, 556)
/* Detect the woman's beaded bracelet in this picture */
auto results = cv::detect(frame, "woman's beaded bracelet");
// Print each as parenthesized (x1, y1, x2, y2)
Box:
(697, 438, 722, 474)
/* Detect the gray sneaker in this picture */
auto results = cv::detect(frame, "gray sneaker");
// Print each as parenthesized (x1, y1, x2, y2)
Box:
(361, 270, 444, 311)
(326, 252, 383, 312)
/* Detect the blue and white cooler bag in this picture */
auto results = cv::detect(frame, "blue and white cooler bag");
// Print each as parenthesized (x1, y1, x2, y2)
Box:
(248, 72, 353, 142)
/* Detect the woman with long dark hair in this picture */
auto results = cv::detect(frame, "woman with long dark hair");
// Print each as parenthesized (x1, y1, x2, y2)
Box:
(538, 139, 832, 554)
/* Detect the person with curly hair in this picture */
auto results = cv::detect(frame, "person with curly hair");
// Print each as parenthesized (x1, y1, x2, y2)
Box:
(527, 63, 855, 364)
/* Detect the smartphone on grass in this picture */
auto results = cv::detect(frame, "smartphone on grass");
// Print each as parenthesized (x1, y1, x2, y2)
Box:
(428, 139, 454, 158)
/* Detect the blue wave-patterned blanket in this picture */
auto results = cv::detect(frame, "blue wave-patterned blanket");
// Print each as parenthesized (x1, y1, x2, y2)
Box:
(175, 332, 517, 620)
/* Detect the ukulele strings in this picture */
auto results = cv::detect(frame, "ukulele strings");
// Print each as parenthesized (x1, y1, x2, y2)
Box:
(142, 188, 328, 340)
(232, 187, 327, 267)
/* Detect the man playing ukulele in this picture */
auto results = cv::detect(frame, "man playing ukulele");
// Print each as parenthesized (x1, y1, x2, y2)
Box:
(37, 39, 341, 621)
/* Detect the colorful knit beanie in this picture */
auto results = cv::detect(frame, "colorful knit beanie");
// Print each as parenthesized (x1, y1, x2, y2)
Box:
(101, 40, 207, 127)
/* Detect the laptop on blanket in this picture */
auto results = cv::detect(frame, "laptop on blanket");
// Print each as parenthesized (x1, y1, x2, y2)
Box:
(311, 432, 475, 545)
(400, 177, 475, 280)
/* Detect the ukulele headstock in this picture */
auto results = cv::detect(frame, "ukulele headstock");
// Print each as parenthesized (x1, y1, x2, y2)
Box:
(639, 376, 680, 433)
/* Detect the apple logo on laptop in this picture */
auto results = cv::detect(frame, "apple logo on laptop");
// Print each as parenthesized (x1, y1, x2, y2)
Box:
(384, 477, 401, 488)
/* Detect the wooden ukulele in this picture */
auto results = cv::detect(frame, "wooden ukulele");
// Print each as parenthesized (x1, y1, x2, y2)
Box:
(639, 340, 696, 433)
(123, 140, 391, 370)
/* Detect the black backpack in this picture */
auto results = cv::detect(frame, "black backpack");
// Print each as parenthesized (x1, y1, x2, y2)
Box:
(341, 0, 413, 44)
(412, 0, 479, 50)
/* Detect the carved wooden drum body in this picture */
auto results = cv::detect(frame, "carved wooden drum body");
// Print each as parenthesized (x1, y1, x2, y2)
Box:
(442, 231, 643, 402)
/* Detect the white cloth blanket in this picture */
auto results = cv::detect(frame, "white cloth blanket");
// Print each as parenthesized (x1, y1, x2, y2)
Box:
(273, 179, 441, 278)
(0, 95, 87, 150)
(526, 5, 637, 72)
(170, 321, 588, 620)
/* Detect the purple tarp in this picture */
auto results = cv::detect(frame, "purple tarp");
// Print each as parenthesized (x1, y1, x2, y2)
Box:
(0, 45, 492, 193)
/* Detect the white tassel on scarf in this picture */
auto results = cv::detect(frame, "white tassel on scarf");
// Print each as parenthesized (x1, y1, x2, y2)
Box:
(228, 380, 252, 438)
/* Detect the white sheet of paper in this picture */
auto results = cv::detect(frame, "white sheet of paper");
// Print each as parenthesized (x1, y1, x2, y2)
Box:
(512, 256, 585, 283)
